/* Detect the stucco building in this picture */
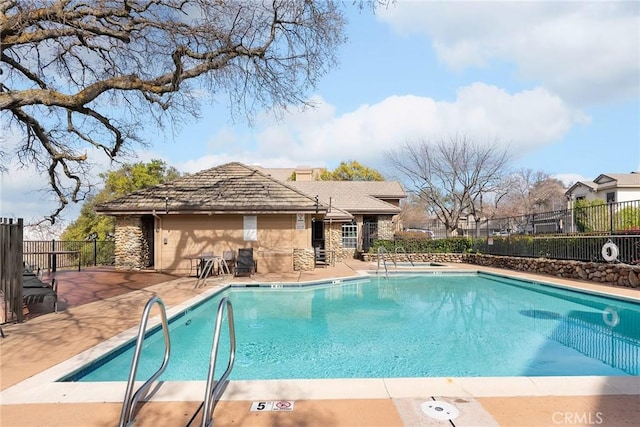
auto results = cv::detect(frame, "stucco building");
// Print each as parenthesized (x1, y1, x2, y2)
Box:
(95, 162, 406, 274)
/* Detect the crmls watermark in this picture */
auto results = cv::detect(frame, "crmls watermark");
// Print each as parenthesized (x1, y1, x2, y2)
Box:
(552, 412, 604, 425)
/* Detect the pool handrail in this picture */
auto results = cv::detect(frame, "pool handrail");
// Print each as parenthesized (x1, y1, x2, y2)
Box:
(376, 247, 389, 279)
(119, 296, 171, 427)
(200, 296, 236, 427)
(395, 246, 414, 267)
(195, 256, 216, 288)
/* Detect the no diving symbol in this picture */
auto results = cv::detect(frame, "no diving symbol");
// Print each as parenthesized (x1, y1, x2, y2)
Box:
(273, 400, 294, 411)
(250, 400, 295, 412)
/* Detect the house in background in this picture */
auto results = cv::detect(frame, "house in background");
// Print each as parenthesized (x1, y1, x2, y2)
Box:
(288, 180, 406, 254)
(95, 162, 406, 274)
(565, 172, 640, 204)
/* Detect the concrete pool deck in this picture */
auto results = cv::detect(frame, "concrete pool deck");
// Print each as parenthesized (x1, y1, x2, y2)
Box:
(1, 260, 639, 426)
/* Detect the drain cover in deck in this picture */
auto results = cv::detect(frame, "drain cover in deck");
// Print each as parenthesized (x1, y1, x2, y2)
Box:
(420, 400, 460, 420)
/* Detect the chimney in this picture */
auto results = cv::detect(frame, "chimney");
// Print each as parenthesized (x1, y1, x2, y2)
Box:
(295, 166, 314, 181)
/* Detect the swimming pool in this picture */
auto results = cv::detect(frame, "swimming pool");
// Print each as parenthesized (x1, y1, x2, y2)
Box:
(63, 272, 640, 382)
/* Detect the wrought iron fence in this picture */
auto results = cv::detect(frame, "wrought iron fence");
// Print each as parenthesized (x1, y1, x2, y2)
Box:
(23, 240, 115, 272)
(415, 199, 640, 238)
(396, 199, 640, 264)
(470, 199, 640, 263)
(473, 235, 640, 264)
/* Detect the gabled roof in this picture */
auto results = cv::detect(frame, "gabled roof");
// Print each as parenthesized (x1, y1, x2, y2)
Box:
(289, 181, 405, 217)
(593, 173, 640, 187)
(95, 162, 328, 215)
(566, 172, 640, 196)
(565, 180, 597, 195)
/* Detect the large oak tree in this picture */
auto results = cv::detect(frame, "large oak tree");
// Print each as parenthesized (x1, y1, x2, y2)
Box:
(61, 159, 180, 241)
(1, 0, 350, 222)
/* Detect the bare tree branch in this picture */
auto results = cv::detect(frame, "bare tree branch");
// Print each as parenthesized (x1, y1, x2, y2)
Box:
(387, 135, 512, 237)
(1, 0, 351, 222)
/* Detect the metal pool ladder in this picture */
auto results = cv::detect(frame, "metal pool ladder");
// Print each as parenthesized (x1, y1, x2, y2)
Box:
(119, 296, 236, 427)
(395, 246, 414, 267)
(196, 297, 236, 427)
(119, 296, 171, 427)
(376, 247, 389, 278)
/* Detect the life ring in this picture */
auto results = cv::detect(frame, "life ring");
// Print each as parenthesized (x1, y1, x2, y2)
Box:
(602, 307, 619, 327)
(601, 242, 618, 262)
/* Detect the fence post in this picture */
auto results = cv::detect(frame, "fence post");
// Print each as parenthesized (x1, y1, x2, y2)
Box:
(94, 239, 98, 267)
(1, 217, 24, 323)
(531, 213, 536, 256)
(609, 202, 614, 235)
(51, 239, 57, 272)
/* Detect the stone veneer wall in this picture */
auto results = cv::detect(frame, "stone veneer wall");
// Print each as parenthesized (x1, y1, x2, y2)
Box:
(293, 248, 315, 271)
(326, 222, 356, 261)
(377, 215, 395, 240)
(361, 252, 640, 289)
(114, 215, 148, 270)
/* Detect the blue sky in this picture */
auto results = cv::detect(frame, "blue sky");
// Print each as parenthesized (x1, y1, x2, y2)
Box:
(1, 1, 639, 234)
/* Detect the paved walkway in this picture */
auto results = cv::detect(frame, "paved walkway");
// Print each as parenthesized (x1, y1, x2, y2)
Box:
(1, 261, 638, 426)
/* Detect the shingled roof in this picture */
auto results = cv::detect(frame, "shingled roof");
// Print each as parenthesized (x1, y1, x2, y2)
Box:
(95, 162, 328, 215)
(289, 181, 405, 217)
(594, 173, 640, 187)
(566, 172, 640, 196)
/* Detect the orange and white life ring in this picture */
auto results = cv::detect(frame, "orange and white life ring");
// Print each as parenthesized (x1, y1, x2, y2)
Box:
(601, 241, 618, 262)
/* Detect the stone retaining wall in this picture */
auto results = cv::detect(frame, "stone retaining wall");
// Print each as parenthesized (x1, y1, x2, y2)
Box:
(362, 252, 640, 288)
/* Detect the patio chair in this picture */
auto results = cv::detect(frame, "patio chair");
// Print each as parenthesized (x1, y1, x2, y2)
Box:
(234, 248, 256, 277)
(221, 250, 236, 275)
(23, 273, 58, 313)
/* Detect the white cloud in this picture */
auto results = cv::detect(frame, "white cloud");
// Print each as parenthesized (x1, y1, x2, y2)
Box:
(553, 173, 588, 188)
(377, 1, 640, 106)
(2, 81, 586, 223)
(238, 84, 585, 168)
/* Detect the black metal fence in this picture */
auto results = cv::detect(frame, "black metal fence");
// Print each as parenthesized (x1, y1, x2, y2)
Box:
(473, 235, 640, 264)
(417, 199, 640, 238)
(471, 199, 640, 264)
(23, 240, 115, 272)
(483, 199, 640, 237)
(400, 199, 640, 264)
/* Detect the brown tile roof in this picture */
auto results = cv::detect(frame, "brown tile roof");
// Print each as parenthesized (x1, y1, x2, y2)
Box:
(95, 162, 328, 215)
(288, 181, 405, 215)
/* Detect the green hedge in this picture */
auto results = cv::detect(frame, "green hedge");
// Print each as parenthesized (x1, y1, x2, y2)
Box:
(370, 235, 637, 263)
(370, 237, 476, 254)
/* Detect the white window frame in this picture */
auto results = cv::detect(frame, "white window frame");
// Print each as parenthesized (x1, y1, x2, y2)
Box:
(243, 215, 257, 241)
(342, 222, 358, 249)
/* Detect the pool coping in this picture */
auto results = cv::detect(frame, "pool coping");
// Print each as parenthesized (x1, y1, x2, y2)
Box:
(1, 268, 639, 405)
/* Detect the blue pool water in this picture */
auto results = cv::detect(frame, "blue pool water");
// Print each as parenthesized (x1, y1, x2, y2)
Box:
(64, 273, 640, 382)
